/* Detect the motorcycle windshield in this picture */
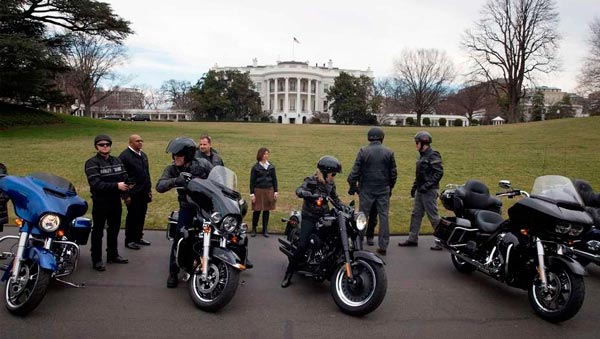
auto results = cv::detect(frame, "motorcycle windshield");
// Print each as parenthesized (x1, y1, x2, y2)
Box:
(186, 166, 241, 217)
(530, 175, 584, 209)
(0, 173, 88, 225)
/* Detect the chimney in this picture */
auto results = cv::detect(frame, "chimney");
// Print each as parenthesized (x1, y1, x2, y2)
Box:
(328, 59, 333, 68)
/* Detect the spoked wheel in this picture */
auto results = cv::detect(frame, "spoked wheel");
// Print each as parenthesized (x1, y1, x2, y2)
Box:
(189, 259, 240, 312)
(528, 264, 585, 323)
(330, 259, 387, 316)
(5, 259, 51, 316)
(451, 254, 477, 274)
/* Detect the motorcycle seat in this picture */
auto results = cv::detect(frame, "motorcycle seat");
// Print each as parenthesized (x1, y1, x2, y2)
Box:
(472, 210, 504, 233)
(455, 180, 502, 218)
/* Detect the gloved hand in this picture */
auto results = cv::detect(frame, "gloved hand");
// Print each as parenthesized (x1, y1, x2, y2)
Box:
(348, 188, 356, 195)
(418, 186, 428, 194)
(174, 172, 190, 187)
(410, 187, 416, 198)
(301, 190, 314, 198)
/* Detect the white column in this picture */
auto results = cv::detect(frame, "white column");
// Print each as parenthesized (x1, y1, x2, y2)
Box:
(273, 79, 278, 113)
(295, 77, 301, 115)
(307, 79, 312, 114)
(284, 77, 289, 116)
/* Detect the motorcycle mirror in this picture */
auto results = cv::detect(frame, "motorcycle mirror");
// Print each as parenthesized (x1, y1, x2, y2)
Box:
(499, 180, 512, 189)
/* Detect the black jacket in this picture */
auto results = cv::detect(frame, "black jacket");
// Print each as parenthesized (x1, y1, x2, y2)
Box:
(118, 147, 151, 196)
(348, 141, 397, 194)
(84, 153, 128, 201)
(156, 158, 213, 208)
(249, 162, 278, 194)
(195, 149, 224, 167)
(295, 175, 341, 219)
(412, 147, 443, 192)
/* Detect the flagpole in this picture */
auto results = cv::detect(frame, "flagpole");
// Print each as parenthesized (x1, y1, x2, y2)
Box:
(292, 39, 295, 61)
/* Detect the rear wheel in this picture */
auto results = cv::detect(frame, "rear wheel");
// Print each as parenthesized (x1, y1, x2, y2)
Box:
(5, 260, 51, 316)
(330, 259, 387, 316)
(451, 254, 477, 273)
(189, 259, 240, 312)
(528, 264, 585, 323)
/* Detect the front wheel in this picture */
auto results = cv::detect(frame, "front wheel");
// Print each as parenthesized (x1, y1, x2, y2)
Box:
(528, 264, 585, 323)
(188, 259, 240, 312)
(330, 259, 387, 316)
(5, 259, 51, 316)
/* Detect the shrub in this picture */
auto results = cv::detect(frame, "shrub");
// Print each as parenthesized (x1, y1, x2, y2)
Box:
(438, 118, 447, 127)
(470, 119, 479, 126)
(422, 117, 431, 126)
(406, 117, 415, 126)
(453, 119, 463, 127)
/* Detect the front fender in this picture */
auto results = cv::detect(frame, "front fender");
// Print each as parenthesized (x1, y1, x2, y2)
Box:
(353, 250, 385, 266)
(212, 247, 245, 271)
(548, 255, 586, 276)
(1, 246, 56, 282)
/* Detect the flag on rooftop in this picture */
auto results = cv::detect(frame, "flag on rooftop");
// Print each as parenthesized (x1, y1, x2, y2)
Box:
(293, 37, 300, 44)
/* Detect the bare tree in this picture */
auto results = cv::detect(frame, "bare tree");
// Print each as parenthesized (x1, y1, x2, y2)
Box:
(447, 81, 494, 122)
(393, 48, 455, 126)
(134, 84, 166, 110)
(462, 0, 560, 123)
(61, 33, 127, 117)
(578, 17, 600, 94)
(161, 80, 193, 110)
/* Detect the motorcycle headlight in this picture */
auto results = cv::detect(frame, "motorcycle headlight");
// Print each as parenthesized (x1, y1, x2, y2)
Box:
(39, 213, 61, 232)
(239, 199, 248, 217)
(555, 222, 571, 234)
(355, 212, 367, 231)
(210, 212, 222, 224)
(568, 224, 584, 237)
(222, 216, 239, 233)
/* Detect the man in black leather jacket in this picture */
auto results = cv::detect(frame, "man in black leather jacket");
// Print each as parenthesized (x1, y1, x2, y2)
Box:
(281, 156, 342, 288)
(195, 134, 224, 167)
(348, 127, 397, 255)
(399, 131, 444, 250)
(156, 137, 213, 288)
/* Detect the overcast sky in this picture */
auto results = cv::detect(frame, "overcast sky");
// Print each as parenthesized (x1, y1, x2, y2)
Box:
(106, 0, 598, 93)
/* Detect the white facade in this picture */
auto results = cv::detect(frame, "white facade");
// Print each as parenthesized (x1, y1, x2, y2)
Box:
(378, 113, 470, 127)
(212, 59, 373, 124)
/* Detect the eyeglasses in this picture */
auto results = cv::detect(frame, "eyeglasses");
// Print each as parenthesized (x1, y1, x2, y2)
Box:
(96, 143, 111, 147)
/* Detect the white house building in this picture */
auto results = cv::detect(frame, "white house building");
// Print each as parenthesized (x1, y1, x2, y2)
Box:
(212, 59, 373, 124)
(378, 113, 470, 127)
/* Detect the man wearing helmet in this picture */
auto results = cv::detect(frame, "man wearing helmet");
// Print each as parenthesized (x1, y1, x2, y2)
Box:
(156, 137, 213, 288)
(348, 127, 397, 255)
(84, 134, 131, 271)
(281, 156, 342, 288)
(399, 131, 444, 250)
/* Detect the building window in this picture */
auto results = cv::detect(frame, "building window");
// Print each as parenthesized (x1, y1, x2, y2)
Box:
(256, 82, 262, 92)
(290, 98, 296, 111)
(279, 99, 284, 112)
(290, 79, 297, 92)
(323, 100, 328, 112)
(324, 84, 329, 92)
(302, 99, 306, 112)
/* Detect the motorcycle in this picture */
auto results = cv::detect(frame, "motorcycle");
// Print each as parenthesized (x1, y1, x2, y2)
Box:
(435, 175, 592, 323)
(166, 166, 250, 312)
(568, 179, 600, 267)
(279, 195, 387, 316)
(0, 171, 91, 316)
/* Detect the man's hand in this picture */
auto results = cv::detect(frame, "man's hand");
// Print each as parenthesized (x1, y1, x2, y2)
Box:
(117, 182, 129, 191)
(418, 187, 428, 194)
(410, 187, 416, 198)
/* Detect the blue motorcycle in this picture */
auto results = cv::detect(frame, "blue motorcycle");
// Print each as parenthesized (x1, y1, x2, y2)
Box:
(0, 169, 91, 316)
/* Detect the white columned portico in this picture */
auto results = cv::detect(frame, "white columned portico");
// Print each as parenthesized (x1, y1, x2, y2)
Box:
(273, 79, 278, 113)
(307, 79, 312, 114)
(295, 77, 301, 116)
(284, 77, 289, 118)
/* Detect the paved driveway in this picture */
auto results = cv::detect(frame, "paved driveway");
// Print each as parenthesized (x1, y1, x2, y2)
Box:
(1, 227, 600, 338)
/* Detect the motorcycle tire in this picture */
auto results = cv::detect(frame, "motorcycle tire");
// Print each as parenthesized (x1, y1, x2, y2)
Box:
(330, 259, 387, 317)
(528, 262, 585, 323)
(188, 259, 240, 312)
(451, 254, 477, 274)
(5, 259, 51, 316)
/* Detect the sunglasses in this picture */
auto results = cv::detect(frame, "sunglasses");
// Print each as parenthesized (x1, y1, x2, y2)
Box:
(96, 143, 111, 147)
(330, 173, 337, 177)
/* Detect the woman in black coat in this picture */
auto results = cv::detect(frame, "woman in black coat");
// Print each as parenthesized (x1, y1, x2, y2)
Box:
(249, 147, 278, 237)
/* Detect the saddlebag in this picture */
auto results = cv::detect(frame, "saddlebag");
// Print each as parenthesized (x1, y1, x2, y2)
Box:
(68, 217, 92, 245)
(434, 217, 475, 245)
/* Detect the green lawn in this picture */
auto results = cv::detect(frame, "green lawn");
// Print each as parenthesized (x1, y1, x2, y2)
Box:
(1, 114, 599, 234)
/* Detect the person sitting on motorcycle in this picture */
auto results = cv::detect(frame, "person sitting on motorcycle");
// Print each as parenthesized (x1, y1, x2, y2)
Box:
(281, 155, 342, 288)
(156, 137, 213, 288)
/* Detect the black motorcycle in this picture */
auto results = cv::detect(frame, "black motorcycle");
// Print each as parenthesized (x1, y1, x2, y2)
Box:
(279, 195, 387, 316)
(436, 175, 592, 323)
(166, 166, 250, 312)
(568, 179, 600, 267)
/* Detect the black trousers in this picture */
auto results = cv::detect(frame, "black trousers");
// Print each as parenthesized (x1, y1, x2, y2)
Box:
(91, 198, 122, 263)
(365, 204, 378, 239)
(170, 207, 194, 274)
(287, 215, 318, 273)
(252, 210, 270, 232)
(125, 193, 148, 244)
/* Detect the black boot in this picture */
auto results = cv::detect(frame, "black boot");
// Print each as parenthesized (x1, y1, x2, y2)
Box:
(251, 226, 257, 237)
(167, 273, 178, 288)
(262, 211, 270, 237)
(245, 258, 253, 269)
(281, 270, 293, 288)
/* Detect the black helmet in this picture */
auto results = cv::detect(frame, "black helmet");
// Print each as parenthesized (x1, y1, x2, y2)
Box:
(94, 134, 112, 146)
(367, 127, 384, 142)
(317, 156, 342, 176)
(166, 137, 197, 162)
(414, 131, 432, 144)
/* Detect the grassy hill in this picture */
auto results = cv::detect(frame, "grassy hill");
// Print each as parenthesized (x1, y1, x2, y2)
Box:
(1, 112, 599, 234)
